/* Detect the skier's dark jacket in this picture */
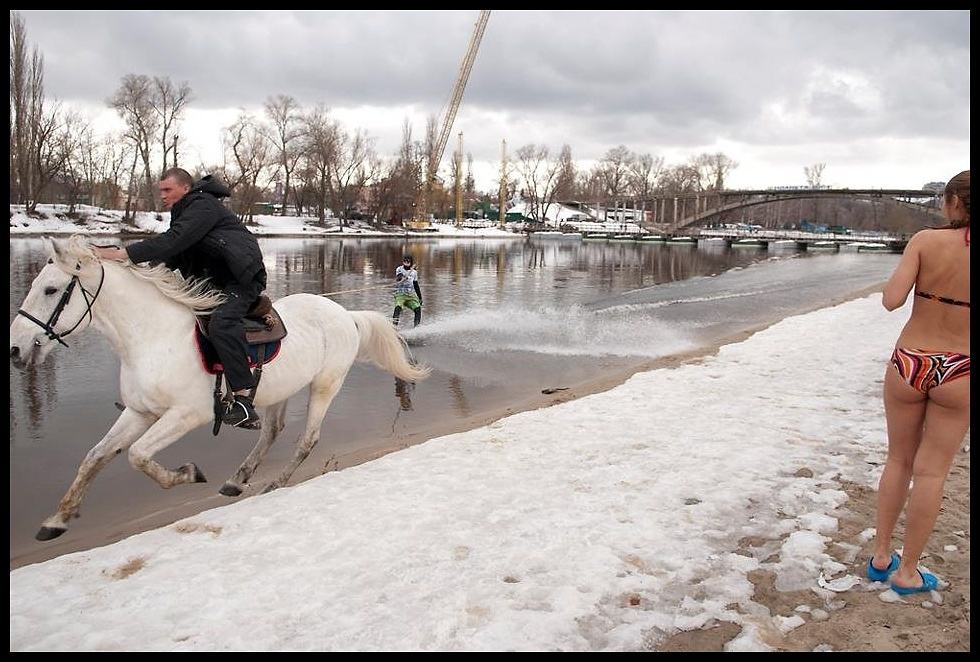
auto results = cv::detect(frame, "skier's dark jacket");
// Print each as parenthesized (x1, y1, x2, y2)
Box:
(125, 176, 264, 288)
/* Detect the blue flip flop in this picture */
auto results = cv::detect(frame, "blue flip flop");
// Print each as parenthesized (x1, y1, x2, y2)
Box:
(891, 570, 940, 595)
(866, 552, 900, 582)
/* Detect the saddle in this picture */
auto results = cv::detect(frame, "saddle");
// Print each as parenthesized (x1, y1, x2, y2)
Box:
(196, 295, 287, 345)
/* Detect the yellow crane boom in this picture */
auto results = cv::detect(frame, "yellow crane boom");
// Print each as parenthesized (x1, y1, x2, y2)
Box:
(410, 10, 490, 228)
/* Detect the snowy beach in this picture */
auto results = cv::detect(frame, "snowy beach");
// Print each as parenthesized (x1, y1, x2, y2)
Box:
(10, 294, 970, 651)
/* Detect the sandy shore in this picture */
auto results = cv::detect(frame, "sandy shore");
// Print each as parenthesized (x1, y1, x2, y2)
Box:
(657, 437, 971, 652)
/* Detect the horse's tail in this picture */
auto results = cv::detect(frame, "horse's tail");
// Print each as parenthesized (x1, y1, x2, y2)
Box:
(349, 311, 431, 382)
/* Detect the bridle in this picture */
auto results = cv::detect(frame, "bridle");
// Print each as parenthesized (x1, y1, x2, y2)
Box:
(17, 263, 105, 348)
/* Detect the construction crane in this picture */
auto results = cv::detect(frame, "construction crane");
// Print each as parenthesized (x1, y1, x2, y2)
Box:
(408, 10, 490, 229)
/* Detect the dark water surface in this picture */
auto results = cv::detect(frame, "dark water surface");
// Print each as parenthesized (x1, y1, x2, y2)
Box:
(9, 236, 898, 567)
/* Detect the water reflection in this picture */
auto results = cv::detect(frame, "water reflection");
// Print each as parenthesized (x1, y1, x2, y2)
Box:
(394, 377, 414, 412)
(448, 375, 472, 418)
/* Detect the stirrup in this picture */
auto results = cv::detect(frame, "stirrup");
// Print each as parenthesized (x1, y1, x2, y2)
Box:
(222, 398, 261, 429)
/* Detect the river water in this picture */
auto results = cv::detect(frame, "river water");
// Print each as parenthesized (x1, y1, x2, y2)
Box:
(9, 236, 899, 567)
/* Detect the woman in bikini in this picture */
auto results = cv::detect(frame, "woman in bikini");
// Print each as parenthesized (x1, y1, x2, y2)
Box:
(868, 170, 970, 595)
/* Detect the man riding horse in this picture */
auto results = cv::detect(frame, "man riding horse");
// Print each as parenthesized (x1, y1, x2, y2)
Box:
(93, 168, 265, 428)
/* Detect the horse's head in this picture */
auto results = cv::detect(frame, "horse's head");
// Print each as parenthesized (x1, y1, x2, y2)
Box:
(9, 237, 104, 369)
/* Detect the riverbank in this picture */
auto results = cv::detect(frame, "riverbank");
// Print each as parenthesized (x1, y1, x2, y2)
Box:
(9, 204, 522, 239)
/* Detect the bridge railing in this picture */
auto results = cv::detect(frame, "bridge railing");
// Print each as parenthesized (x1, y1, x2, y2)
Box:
(698, 228, 903, 242)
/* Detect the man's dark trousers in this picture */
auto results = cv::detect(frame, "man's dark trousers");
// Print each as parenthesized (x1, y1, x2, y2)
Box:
(210, 275, 265, 392)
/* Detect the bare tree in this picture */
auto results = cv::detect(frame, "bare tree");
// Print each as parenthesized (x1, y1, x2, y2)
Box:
(381, 118, 426, 225)
(706, 153, 737, 190)
(152, 76, 192, 172)
(96, 134, 131, 209)
(302, 105, 339, 223)
(31, 101, 69, 211)
(659, 163, 702, 193)
(109, 74, 160, 212)
(415, 114, 441, 219)
(594, 145, 632, 199)
(58, 111, 90, 214)
(328, 127, 377, 228)
(552, 144, 577, 202)
(690, 152, 738, 191)
(222, 111, 271, 224)
(628, 152, 665, 198)
(10, 11, 50, 208)
(515, 144, 561, 223)
(804, 163, 826, 188)
(264, 94, 305, 215)
(10, 11, 32, 204)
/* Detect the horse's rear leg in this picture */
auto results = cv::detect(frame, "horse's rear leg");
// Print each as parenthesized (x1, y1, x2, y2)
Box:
(263, 379, 344, 493)
(37, 408, 156, 541)
(220, 400, 288, 497)
(127, 408, 211, 489)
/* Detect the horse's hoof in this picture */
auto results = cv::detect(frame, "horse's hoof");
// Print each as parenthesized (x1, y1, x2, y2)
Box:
(179, 463, 207, 484)
(219, 482, 242, 497)
(36, 526, 66, 541)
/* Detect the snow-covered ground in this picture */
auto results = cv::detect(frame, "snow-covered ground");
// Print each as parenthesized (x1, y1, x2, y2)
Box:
(10, 294, 911, 651)
(9, 205, 523, 238)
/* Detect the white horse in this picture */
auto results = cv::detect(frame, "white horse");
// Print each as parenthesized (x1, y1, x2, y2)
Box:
(9, 236, 429, 541)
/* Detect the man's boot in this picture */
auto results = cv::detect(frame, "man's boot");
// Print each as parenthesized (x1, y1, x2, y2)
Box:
(223, 394, 261, 429)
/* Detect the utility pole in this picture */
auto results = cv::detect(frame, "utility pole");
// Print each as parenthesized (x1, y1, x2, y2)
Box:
(498, 139, 507, 229)
(455, 132, 463, 227)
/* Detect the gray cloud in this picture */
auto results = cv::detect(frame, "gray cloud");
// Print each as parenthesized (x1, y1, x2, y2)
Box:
(18, 9, 969, 175)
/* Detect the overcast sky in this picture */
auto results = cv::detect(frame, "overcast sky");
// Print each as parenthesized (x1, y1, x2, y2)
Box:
(17, 10, 970, 191)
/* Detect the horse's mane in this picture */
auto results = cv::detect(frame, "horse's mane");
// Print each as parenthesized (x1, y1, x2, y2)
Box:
(66, 236, 226, 314)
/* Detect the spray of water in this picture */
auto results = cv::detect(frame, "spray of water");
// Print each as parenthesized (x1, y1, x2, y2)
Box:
(403, 304, 699, 359)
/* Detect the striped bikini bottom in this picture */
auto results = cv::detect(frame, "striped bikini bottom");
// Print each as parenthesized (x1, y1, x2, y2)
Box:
(890, 347, 971, 394)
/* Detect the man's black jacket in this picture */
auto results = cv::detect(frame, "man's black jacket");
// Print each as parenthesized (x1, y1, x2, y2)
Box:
(125, 176, 264, 288)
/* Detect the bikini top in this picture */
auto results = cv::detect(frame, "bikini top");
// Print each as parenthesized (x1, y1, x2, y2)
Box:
(915, 291, 970, 308)
(915, 226, 970, 308)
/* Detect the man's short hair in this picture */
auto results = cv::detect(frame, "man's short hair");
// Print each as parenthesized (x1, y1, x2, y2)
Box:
(160, 168, 194, 188)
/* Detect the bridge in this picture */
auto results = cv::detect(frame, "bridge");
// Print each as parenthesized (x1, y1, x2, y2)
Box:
(572, 188, 941, 233)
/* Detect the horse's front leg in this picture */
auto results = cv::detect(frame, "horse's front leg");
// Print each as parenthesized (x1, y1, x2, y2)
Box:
(127, 408, 212, 489)
(220, 400, 288, 497)
(37, 408, 157, 541)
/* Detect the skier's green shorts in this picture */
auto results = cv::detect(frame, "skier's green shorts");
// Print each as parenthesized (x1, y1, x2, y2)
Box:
(394, 293, 421, 310)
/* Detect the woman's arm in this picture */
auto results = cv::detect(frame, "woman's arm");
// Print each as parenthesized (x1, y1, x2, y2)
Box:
(881, 232, 923, 311)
